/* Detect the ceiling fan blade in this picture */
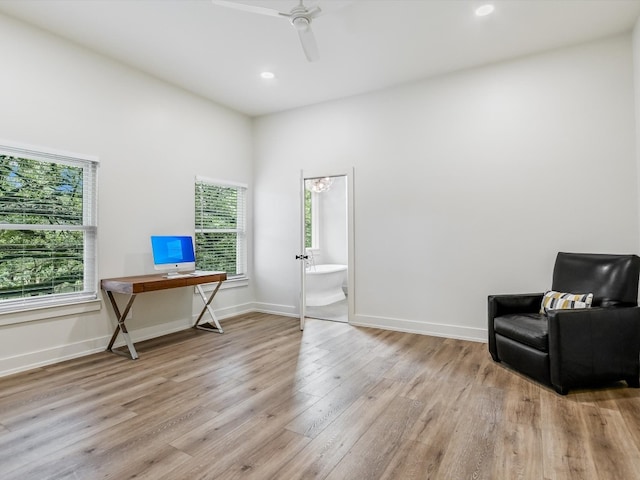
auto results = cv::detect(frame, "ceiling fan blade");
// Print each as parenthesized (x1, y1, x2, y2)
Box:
(297, 25, 320, 62)
(210, 0, 284, 18)
(213, 0, 322, 62)
(305, 6, 322, 19)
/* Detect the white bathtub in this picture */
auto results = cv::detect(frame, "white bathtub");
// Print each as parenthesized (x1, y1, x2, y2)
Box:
(305, 264, 347, 307)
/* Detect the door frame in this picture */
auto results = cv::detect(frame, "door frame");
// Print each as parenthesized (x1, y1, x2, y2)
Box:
(299, 168, 354, 330)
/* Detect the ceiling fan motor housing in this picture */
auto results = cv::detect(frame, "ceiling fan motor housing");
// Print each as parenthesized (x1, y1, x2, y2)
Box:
(291, 15, 311, 31)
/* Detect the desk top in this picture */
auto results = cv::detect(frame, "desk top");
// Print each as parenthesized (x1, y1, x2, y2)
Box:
(101, 272, 227, 294)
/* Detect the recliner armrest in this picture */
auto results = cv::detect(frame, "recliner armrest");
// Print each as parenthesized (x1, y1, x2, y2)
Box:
(548, 306, 640, 390)
(488, 293, 543, 360)
(488, 293, 544, 319)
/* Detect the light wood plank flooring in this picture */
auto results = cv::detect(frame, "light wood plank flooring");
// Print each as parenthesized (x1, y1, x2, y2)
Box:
(1, 312, 640, 479)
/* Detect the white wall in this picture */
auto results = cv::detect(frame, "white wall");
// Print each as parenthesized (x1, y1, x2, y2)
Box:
(0, 13, 254, 375)
(634, 18, 640, 245)
(253, 35, 639, 340)
(1, 11, 638, 376)
(316, 175, 347, 266)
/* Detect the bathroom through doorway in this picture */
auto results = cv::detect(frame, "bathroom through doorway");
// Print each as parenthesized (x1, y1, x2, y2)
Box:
(298, 169, 354, 330)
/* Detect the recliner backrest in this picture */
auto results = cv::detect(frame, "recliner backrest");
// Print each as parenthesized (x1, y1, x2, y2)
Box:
(552, 252, 640, 308)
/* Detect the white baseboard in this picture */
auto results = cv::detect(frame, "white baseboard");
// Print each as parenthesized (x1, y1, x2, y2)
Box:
(87, 302, 259, 351)
(251, 302, 299, 318)
(0, 336, 108, 378)
(350, 313, 487, 343)
(0, 304, 487, 378)
(237, 305, 487, 342)
(250, 304, 487, 342)
(0, 303, 257, 378)
(210, 302, 256, 321)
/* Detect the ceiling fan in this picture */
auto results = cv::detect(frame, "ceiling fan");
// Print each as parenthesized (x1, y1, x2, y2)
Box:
(211, 0, 323, 62)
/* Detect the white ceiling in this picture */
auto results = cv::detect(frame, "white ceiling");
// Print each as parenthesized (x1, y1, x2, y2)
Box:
(1, 0, 640, 117)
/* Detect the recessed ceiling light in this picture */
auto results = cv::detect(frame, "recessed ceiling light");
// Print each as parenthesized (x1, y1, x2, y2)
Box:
(260, 71, 275, 80)
(475, 4, 495, 16)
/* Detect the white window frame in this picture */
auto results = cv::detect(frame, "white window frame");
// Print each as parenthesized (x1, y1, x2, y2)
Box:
(194, 176, 248, 283)
(0, 140, 99, 317)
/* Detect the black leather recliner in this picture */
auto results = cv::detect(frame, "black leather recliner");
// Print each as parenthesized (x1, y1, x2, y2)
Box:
(488, 252, 640, 395)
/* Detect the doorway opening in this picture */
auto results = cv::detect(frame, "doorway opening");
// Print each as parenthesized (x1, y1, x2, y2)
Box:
(299, 169, 354, 328)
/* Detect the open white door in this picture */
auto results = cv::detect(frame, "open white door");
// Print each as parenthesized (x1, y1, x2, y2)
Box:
(297, 170, 307, 331)
(298, 168, 354, 329)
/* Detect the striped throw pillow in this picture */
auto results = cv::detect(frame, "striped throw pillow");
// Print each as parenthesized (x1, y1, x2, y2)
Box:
(540, 290, 593, 314)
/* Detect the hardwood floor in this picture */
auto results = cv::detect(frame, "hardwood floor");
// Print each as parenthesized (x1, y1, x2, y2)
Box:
(1, 312, 640, 479)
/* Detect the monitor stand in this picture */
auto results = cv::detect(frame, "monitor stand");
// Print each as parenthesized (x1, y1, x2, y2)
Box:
(164, 271, 183, 278)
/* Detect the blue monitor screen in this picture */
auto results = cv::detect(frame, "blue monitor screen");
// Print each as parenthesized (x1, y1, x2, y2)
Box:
(150, 235, 195, 265)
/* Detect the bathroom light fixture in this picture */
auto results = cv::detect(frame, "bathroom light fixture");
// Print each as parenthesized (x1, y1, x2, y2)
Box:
(260, 71, 275, 79)
(475, 4, 495, 16)
(305, 177, 333, 193)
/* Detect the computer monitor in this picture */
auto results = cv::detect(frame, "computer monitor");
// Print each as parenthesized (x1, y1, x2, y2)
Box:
(150, 235, 196, 277)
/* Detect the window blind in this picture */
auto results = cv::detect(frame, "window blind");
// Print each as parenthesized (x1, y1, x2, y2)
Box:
(194, 177, 247, 278)
(0, 143, 98, 312)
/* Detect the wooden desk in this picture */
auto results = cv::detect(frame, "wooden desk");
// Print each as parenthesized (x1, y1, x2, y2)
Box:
(101, 271, 227, 359)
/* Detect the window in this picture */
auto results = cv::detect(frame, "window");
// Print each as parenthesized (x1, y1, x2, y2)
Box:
(305, 188, 313, 249)
(304, 189, 320, 250)
(194, 177, 247, 279)
(304, 177, 330, 251)
(0, 142, 98, 313)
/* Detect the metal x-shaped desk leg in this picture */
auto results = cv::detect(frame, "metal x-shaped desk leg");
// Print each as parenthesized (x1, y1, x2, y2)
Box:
(105, 290, 139, 359)
(193, 280, 224, 333)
